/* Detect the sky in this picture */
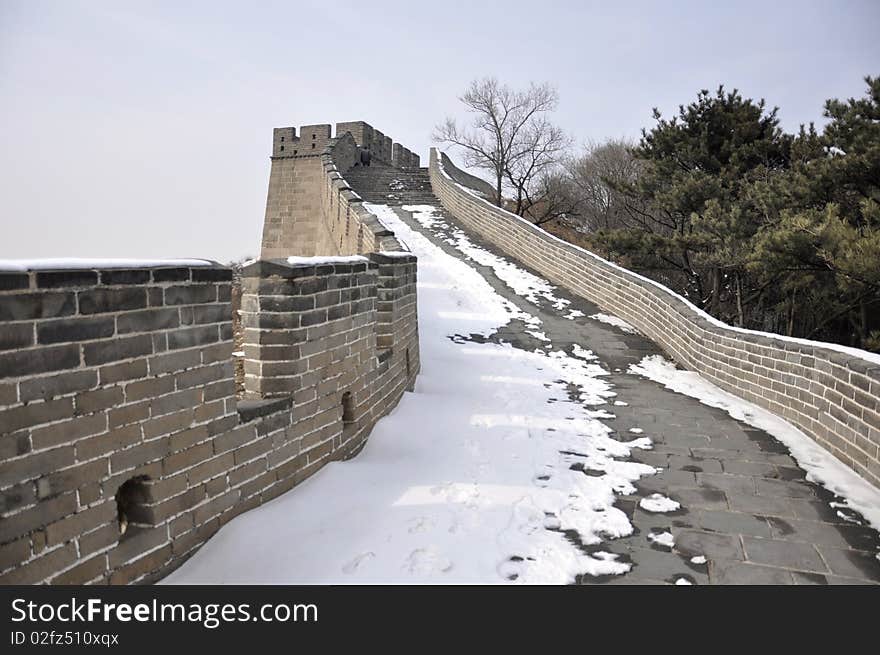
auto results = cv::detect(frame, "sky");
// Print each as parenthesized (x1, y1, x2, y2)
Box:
(1, 0, 878, 263)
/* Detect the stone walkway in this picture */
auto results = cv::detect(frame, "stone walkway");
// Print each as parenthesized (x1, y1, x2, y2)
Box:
(391, 204, 880, 585)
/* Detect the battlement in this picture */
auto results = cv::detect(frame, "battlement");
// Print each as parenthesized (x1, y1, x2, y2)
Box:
(272, 121, 419, 168)
(271, 124, 332, 158)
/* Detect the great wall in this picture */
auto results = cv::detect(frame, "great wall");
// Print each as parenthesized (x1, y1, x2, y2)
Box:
(1, 120, 879, 584)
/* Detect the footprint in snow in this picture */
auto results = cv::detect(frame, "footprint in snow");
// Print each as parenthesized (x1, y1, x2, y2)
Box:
(342, 552, 375, 574)
(404, 548, 453, 575)
(408, 516, 434, 533)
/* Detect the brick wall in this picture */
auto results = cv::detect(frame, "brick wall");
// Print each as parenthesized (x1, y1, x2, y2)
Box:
(429, 148, 880, 488)
(240, 255, 419, 459)
(0, 256, 419, 584)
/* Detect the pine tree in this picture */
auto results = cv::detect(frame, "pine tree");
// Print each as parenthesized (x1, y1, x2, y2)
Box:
(750, 77, 880, 349)
(595, 86, 791, 323)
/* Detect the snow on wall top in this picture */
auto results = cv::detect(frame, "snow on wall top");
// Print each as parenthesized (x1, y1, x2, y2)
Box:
(0, 258, 220, 272)
(286, 255, 369, 266)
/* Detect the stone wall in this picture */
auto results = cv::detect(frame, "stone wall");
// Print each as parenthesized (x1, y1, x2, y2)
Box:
(0, 255, 419, 584)
(261, 121, 420, 259)
(240, 255, 419, 454)
(429, 148, 880, 488)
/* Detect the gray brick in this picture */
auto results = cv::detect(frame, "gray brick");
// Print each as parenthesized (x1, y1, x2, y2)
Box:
(0, 536, 31, 572)
(0, 431, 30, 460)
(192, 304, 230, 324)
(709, 561, 794, 584)
(0, 397, 74, 435)
(116, 308, 180, 334)
(167, 325, 218, 350)
(0, 542, 77, 584)
(75, 386, 123, 414)
(0, 344, 80, 378)
(0, 273, 29, 292)
(0, 322, 34, 351)
(816, 546, 880, 580)
(0, 491, 76, 544)
(78, 288, 147, 314)
(19, 369, 97, 402)
(150, 388, 201, 418)
(99, 269, 150, 285)
(36, 270, 97, 288)
(192, 268, 232, 282)
(742, 536, 826, 572)
(31, 412, 107, 450)
(148, 348, 201, 375)
(164, 285, 216, 305)
(99, 359, 148, 385)
(38, 458, 109, 499)
(83, 334, 153, 366)
(1, 482, 36, 514)
(37, 316, 115, 344)
(153, 268, 191, 282)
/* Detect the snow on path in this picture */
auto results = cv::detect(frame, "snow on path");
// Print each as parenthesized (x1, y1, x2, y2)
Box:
(589, 313, 639, 334)
(165, 205, 657, 584)
(629, 354, 880, 531)
(402, 204, 577, 315)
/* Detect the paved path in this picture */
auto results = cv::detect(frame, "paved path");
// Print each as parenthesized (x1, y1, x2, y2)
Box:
(391, 203, 880, 585)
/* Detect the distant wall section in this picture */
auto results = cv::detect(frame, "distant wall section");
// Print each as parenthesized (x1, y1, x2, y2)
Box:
(260, 121, 420, 260)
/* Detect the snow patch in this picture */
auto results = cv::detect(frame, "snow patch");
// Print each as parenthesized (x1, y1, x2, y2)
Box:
(639, 493, 681, 513)
(403, 204, 574, 312)
(648, 531, 675, 548)
(0, 258, 216, 271)
(589, 313, 639, 334)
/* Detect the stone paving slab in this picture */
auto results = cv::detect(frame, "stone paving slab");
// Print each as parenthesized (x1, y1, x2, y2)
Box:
(384, 197, 880, 585)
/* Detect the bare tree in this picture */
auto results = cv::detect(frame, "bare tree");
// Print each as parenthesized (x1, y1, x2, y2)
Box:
(433, 77, 564, 207)
(519, 171, 583, 226)
(565, 139, 646, 232)
(504, 116, 571, 216)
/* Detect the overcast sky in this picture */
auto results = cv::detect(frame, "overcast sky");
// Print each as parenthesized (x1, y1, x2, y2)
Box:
(1, 0, 878, 263)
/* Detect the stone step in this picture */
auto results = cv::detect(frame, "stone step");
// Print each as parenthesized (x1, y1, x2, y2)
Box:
(344, 163, 439, 207)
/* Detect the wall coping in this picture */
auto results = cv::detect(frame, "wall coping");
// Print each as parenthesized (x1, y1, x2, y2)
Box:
(0, 258, 221, 272)
(431, 147, 880, 370)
